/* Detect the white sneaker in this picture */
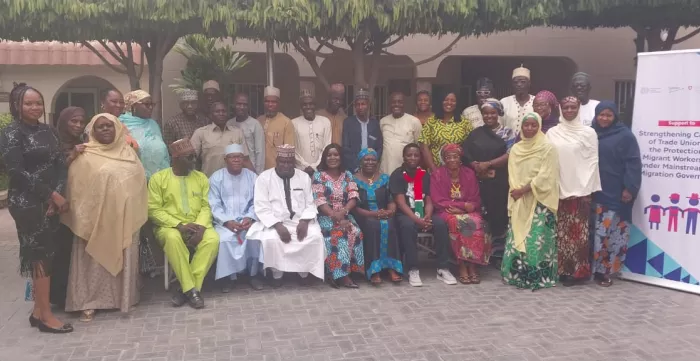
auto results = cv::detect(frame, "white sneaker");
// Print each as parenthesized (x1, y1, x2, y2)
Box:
(408, 269, 423, 287)
(437, 269, 457, 285)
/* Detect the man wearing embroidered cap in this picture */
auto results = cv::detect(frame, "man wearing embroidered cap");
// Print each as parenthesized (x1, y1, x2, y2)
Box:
(208, 144, 263, 291)
(342, 88, 383, 171)
(317, 82, 347, 146)
(257, 86, 296, 170)
(246, 144, 325, 287)
(148, 138, 220, 309)
(500, 65, 535, 134)
(291, 89, 331, 176)
(163, 89, 209, 146)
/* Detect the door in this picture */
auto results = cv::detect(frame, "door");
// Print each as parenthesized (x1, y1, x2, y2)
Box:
(54, 88, 99, 126)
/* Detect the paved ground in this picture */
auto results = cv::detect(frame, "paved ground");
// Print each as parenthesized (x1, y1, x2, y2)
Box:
(1, 209, 700, 361)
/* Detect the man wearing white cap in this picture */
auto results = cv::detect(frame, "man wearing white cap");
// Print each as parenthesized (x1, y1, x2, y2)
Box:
(163, 89, 209, 146)
(257, 86, 296, 170)
(316, 82, 347, 146)
(208, 144, 264, 291)
(246, 144, 325, 288)
(500, 66, 535, 134)
(227, 93, 265, 174)
(291, 89, 332, 176)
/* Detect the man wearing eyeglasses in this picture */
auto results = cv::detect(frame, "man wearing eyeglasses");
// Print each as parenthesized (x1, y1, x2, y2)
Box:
(461, 77, 496, 129)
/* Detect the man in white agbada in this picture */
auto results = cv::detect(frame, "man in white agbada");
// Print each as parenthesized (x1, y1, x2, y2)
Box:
(379, 92, 422, 174)
(246, 144, 325, 287)
(209, 144, 263, 291)
(291, 89, 331, 176)
(500, 66, 535, 134)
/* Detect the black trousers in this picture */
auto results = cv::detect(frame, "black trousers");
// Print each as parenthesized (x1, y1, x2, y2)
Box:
(396, 213, 451, 270)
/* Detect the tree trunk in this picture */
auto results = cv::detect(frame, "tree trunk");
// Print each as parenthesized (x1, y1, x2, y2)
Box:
(352, 31, 369, 90)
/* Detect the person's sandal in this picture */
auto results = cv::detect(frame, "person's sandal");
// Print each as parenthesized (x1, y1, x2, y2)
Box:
(370, 274, 382, 286)
(598, 278, 613, 287)
(469, 274, 481, 285)
(80, 309, 95, 322)
(458, 275, 472, 284)
(388, 270, 402, 283)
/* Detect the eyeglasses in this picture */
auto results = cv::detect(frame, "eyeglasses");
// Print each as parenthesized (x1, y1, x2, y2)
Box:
(476, 91, 491, 96)
(138, 102, 156, 108)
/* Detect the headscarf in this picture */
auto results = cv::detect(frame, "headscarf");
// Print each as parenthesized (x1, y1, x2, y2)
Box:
(123, 89, 150, 109)
(592, 100, 626, 139)
(440, 143, 463, 165)
(480, 98, 504, 116)
(357, 148, 378, 161)
(508, 113, 559, 252)
(534, 90, 560, 133)
(61, 113, 148, 276)
(57, 106, 86, 152)
(546, 96, 601, 198)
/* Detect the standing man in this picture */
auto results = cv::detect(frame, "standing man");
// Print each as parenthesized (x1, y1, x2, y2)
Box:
(209, 144, 263, 291)
(291, 90, 332, 176)
(228, 93, 265, 174)
(190, 101, 253, 177)
(257, 86, 295, 170)
(163, 89, 209, 147)
(379, 92, 422, 175)
(148, 139, 220, 309)
(462, 78, 495, 129)
(316, 83, 347, 146)
(341, 88, 383, 172)
(501, 66, 535, 134)
(246, 145, 326, 288)
(571, 72, 600, 126)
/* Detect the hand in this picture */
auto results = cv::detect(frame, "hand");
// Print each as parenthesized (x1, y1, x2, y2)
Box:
(74, 144, 86, 153)
(510, 188, 526, 200)
(338, 219, 351, 231)
(240, 217, 254, 230)
(50, 192, 70, 213)
(331, 209, 346, 223)
(475, 161, 490, 172)
(46, 200, 57, 216)
(177, 223, 198, 236)
(296, 220, 309, 241)
(622, 189, 633, 203)
(187, 228, 204, 247)
(304, 166, 315, 174)
(464, 202, 475, 213)
(447, 206, 463, 214)
(224, 220, 242, 233)
(275, 223, 292, 243)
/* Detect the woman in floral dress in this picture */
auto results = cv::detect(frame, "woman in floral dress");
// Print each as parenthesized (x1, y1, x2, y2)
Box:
(501, 113, 560, 291)
(312, 144, 365, 288)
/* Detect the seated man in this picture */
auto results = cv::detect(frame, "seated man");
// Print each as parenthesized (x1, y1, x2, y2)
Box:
(246, 144, 325, 287)
(209, 144, 263, 292)
(389, 143, 457, 287)
(148, 139, 220, 309)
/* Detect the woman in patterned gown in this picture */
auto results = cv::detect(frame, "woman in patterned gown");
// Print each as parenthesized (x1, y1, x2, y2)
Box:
(0, 83, 73, 333)
(312, 144, 365, 288)
(353, 148, 403, 286)
(501, 113, 560, 291)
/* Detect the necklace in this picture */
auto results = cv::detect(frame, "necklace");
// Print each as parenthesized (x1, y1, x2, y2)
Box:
(362, 172, 377, 185)
(450, 180, 461, 199)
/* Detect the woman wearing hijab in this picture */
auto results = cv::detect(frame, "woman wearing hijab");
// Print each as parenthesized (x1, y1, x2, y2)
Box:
(50, 107, 86, 308)
(591, 101, 641, 287)
(546, 96, 601, 287)
(532, 90, 560, 134)
(61, 113, 148, 321)
(119, 90, 169, 179)
(501, 113, 560, 291)
(462, 99, 513, 251)
(431, 144, 488, 284)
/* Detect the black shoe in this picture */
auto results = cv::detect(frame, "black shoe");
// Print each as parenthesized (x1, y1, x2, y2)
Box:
(171, 288, 187, 307)
(270, 277, 283, 289)
(221, 279, 234, 293)
(299, 276, 313, 287)
(250, 277, 264, 291)
(36, 319, 73, 334)
(186, 289, 204, 309)
(29, 314, 39, 327)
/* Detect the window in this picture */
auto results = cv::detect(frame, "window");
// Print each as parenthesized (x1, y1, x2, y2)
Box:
(223, 83, 266, 118)
(345, 85, 388, 118)
(615, 80, 636, 120)
(54, 88, 99, 126)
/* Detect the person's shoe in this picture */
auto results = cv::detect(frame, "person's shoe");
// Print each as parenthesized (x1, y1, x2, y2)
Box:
(221, 279, 234, 293)
(36, 320, 73, 334)
(271, 277, 283, 289)
(171, 288, 187, 307)
(299, 276, 313, 287)
(408, 269, 423, 287)
(185, 289, 204, 309)
(437, 268, 458, 285)
(250, 276, 264, 291)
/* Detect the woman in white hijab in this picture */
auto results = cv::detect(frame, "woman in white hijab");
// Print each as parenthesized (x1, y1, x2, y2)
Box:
(546, 96, 601, 287)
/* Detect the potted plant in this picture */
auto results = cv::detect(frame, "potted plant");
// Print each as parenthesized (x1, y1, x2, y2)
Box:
(0, 113, 11, 208)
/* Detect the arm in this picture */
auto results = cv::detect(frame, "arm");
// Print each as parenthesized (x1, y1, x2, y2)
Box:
(294, 128, 311, 169)
(487, 153, 509, 169)
(190, 129, 203, 158)
(207, 172, 228, 225)
(428, 171, 458, 212)
(147, 173, 183, 228)
(341, 119, 353, 170)
(375, 123, 384, 161)
(243, 173, 258, 220)
(312, 121, 332, 169)
(420, 143, 437, 171)
(300, 173, 319, 220)
(254, 122, 266, 174)
(311, 174, 333, 216)
(253, 174, 281, 228)
(52, 130, 68, 195)
(622, 135, 642, 198)
(283, 119, 296, 146)
(194, 175, 213, 227)
(0, 128, 54, 201)
(162, 120, 175, 146)
(423, 173, 433, 218)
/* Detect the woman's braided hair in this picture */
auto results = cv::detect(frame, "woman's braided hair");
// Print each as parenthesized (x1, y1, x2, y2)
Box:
(9, 82, 45, 121)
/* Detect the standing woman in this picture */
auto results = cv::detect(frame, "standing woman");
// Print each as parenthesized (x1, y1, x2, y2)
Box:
(50, 106, 87, 308)
(101, 89, 139, 150)
(353, 148, 402, 286)
(312, 144, 365, 288)
(546, 96, 601, 286)
(462, 99, 514, 248)
(419, 90, 473, 173)
(414, 90, 433, 126)
(120, 90, 170, 179)
(61, 114, 147, 321)
(591, 101, 641, 287)
(532, 90, 560, 134)
(501, 113, 560, 291)
(431, 144, 489, 284)
(0, 83, 72, 333)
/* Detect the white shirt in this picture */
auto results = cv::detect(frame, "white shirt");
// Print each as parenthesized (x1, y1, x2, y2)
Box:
(379, 113, 422, 174)
(578, 99, 600, 127)
(500, 94, 535, 133)
(291, 115, 332, 170)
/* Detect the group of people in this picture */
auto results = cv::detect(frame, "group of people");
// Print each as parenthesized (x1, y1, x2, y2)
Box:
(0, 65, 642, 334)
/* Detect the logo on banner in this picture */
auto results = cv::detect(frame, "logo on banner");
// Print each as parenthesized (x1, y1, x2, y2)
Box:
(641, 87, 662, 95)
(668, 86, 684, 93)
(644, 193, 700, 235)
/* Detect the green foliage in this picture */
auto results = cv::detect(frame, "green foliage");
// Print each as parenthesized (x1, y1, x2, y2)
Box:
(0, 113, 11, 191)
(0, 113, 12, 131)
(170, 35, 250, 93)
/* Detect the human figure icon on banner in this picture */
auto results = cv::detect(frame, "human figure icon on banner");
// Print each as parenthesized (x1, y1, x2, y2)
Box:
(684, 193, 699, 235)
(644, 194, 663, 230)
(664, 193, 684, 232)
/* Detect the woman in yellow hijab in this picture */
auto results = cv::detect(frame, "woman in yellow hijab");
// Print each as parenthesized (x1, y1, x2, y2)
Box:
(61, 113, 148, 321)
(501, 113, 560, 291)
